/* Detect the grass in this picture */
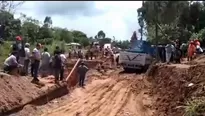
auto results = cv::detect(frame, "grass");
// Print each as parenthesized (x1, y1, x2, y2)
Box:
(184, 97, 205, 116)
(0, 41, 12, 68)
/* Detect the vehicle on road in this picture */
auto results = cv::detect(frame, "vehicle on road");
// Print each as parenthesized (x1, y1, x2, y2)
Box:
(119, 40, 155, 72)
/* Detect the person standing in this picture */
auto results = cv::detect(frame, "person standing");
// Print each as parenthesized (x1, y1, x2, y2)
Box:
(174, 46, 182, 63)
(31, 43, 41, 83)
(40, 47, 51, 77)
(60, 50, 66, 81)
(165, 43, 173, 64)
(77, 61, 89, 87)
(90, 47, 94, 60)
(188, 41, 196, 61)
(53, 50, 62, 83)
(54, 46, 60, 55)
(11, 36, 22, 61)
(78, 49, 83, 59)
(23, 43, 30, 75)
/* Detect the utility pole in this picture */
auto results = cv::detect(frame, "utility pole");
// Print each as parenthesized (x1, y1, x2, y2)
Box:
(154, 2, 159, 61)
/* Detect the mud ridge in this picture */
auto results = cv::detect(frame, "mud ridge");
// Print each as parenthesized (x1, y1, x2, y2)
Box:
(3, 83, 68, 116)
(147, 64, 205, 116)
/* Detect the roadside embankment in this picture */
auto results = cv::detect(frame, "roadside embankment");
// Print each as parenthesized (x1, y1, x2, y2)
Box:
(147, 63, 205, 116)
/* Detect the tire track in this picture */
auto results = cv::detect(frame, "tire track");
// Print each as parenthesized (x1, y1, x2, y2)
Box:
(44, 79, 118, 116)
(86, 80, 128, 116)
(68, 81, 118, 115)
(96, 83, 132, 116)
(43, 80, 110, 116)
(41, 72, 155, 116)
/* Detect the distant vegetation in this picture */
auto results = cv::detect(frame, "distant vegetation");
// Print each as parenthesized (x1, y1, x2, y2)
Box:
(0, 1, 130, 66)
(138, 1, 205, 45)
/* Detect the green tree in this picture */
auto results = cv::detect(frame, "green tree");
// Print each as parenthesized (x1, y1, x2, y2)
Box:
(97, 30, 106, 39)
(137, 1, 204, 44)
(60, 29, 73, 43)
(0, 11, 21, 40)
(43, 16, 52, 28)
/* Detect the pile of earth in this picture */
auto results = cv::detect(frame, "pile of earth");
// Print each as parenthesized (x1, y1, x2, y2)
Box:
(147, 63, 205, 116)
(0, 73, 58, 115)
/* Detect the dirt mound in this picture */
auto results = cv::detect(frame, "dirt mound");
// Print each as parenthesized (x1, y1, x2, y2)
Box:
(41, 72, 154, 116)
(0, 73, 42, 114)
(147, 64, 205, 116)
(0, 72, 68, 115)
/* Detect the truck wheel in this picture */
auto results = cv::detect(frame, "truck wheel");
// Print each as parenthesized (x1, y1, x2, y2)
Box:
(142, 65, 149, 73)
(123, 68, 131, 72)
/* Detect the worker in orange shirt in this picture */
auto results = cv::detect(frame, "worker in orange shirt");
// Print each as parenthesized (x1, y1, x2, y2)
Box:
(187, 41, 196, 61)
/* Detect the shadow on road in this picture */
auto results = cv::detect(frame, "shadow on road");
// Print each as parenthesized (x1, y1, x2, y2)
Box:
(119, 69, 145, 75)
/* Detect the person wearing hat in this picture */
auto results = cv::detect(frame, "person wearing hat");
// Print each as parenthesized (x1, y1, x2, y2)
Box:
(77, 61, 89, 87)
(11, 36, 24, 62)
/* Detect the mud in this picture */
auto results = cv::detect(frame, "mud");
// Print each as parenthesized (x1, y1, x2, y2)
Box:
(4, 60, 105, 116)
(4, 57, 205, 116)
(147, 63, 205, 116)
(0, 72, 69, 116)
(41, 71, 154, 116)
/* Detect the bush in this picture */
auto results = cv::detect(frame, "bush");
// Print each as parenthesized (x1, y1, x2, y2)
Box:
(184, 97, 205, 116)
(0, 41, 13, 68)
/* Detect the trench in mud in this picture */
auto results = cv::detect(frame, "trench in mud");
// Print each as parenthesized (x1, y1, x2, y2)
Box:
(5, 84, 69, 116)
(7, 61, 202, 116)
(5, 60, 112, 116)
(8, 68, 155, 116)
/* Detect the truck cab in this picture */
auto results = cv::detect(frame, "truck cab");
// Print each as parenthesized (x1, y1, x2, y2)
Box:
(119, 40, 155, 71)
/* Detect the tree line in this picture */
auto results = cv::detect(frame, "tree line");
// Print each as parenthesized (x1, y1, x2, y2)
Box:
(137, 1, 205, 46)
(0, 2, 130, 49)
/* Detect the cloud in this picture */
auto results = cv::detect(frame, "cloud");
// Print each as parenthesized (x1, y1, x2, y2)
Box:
(14, 1, 143, 41)
(35, 1, 105, 18)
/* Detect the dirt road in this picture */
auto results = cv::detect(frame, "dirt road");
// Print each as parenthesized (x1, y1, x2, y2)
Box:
(41, 72, 154, 116)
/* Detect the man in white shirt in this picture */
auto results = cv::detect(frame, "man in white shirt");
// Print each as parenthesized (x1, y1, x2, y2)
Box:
(40, 47, 51, 77)
(31, 43, 41, 83)
(23, 43, 30, 75)
(60, 50, 66, 81)
(3, 51, 19, 74)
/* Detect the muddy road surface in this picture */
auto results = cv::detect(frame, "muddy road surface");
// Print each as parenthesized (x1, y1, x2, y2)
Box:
(41, 70, 154, 116)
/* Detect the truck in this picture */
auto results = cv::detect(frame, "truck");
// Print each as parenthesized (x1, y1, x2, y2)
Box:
(119, 40, 155, 72)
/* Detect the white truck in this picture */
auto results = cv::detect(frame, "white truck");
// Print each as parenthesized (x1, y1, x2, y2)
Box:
(119, 40, 154, 71)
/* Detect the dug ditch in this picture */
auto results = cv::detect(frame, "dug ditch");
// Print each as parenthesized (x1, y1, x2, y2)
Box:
(3, 62, 205, 116)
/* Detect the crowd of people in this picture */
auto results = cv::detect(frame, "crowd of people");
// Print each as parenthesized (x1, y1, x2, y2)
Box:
(2, 36, 119, 87)
(163, 39, 203, 64)
(3, 36, 67, 84)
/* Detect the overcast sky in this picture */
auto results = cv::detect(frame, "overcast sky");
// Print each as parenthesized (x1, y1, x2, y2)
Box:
(14, 1, 142, 41)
